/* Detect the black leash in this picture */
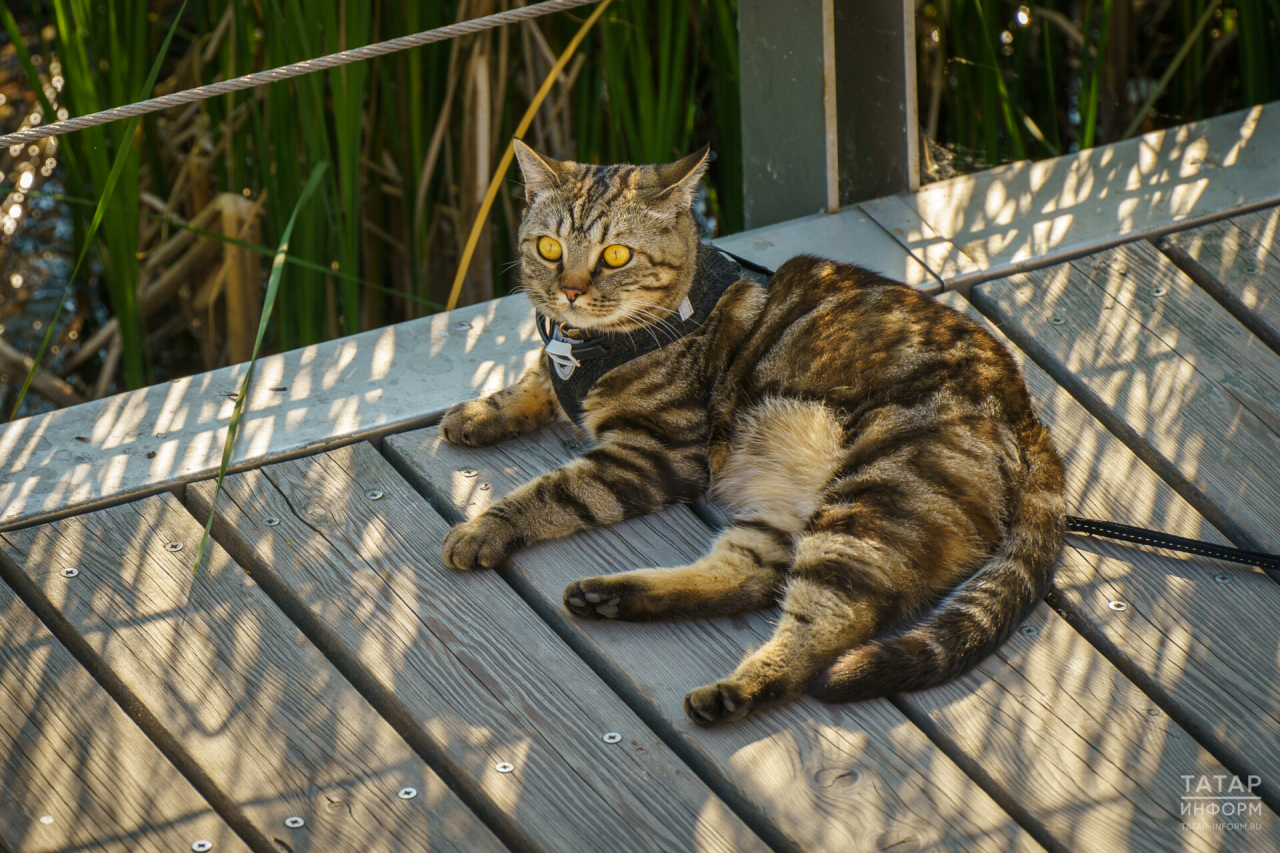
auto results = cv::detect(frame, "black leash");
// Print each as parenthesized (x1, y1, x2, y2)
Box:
(1067, 517, 1280, 572)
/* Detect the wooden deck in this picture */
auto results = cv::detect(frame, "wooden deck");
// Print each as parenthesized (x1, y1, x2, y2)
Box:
(5, 109, 1280, 851)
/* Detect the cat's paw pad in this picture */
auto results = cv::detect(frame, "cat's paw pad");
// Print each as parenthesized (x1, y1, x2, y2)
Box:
(442, 514, 516, 570)
(440, 398, 508, 447)
(684, 680, 754, 727)
(564, 577, 624, 619)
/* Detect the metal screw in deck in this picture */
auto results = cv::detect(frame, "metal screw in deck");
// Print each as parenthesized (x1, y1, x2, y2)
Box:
(398, 787, 418, 800)
(60, 567, 78, 578)
(39, 815, 53, 825)
(263, 516, 280, 527)
(602, 732, 622, 744)
(166, 541, 183, 552)
(1019, 625, 1037, 636)
(1215, 573, 1231, 584)
(461, 468, 478, 477)
(365, 489, 384, 501)
(284, 816, 305, 828)
(1244, 264, 1259, 274)
(1108, 600, 1128, 612)
(1150, 286, 1167, 297)
(1050, 316, 1065, 326)
(191, 842, 212, 852)
(495, 761, 514, 773)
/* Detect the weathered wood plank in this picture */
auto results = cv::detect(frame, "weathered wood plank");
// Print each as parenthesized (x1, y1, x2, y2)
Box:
(940, 289, 1280, 816)
(901, 603, 1279, 851)
(1162, 205, 1280, 355)
(0, 495, 503, 853)
(973, 242, 1280, 555)
(186, 443, 767, 853)
(0, 581, 248, 853)
(0, 294, 540, 531)
(869, 103, 1280, 289)
(384, 426, 1043, 853)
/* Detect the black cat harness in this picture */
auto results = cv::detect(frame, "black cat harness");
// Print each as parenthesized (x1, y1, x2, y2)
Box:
(536, 244, 1280, 578)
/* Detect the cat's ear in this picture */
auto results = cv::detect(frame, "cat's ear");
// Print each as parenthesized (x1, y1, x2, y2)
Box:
(513, 139, 569, 203)
(650, 144, 711, 213)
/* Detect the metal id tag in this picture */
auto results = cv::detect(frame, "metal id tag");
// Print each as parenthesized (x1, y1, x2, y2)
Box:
(545, 336, 579, 380)
(678, 296, 694, 321)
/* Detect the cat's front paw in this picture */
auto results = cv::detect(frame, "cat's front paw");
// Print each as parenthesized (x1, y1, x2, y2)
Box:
(440, 397, 509, 447)
(684, 680, 755, 727)
(442, 513, 519, 569)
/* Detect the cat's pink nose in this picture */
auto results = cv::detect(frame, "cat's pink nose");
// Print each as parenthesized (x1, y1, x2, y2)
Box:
(561, 287, 583, 303)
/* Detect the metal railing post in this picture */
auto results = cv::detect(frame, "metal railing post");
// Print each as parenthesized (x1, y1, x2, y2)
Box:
(738, 0, 919, 230)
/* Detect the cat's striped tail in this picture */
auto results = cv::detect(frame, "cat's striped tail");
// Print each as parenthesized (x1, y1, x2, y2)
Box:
(810, 420, 1066, 702)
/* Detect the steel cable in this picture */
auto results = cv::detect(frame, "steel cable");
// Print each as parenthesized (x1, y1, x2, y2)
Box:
(0, 0, 601, 150)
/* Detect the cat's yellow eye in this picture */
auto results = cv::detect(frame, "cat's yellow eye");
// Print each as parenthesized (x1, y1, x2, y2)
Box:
(537, 236, 562, 261)
(602, 244, 632, 268)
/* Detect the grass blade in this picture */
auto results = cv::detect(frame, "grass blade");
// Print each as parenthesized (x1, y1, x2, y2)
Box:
(190, 162, 328, 575)
(1121, 0, 1221, 139)
(8, 0, 186, 420)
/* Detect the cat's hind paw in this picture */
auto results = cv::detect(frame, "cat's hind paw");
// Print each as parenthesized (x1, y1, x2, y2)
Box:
(563, 577, 624, 619)
(684, 680, 754, 726)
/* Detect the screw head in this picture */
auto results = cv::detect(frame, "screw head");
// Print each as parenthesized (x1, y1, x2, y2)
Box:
(192, 842, 212, 852)
(39, 815, 53, 825)
(263, 516, 280, 527)
(1150, 286, 1167, 297)
(284, 816, 305, 828)
(1019, 624, 1037, 636)
(1243, 264, 1259, 274)
(602, 732, 622, 744)
(1050, 316, 1066, 326)
(1108, 600, 1129, 611)
(398, 787, 418, 800)
(165, 541, 183, 552)
(60, 567, 78, 578)
(495, 761, 514, 773)
(1214, 573, 1231, 583)
(365, 489, 384, 501)
(479, 483, 490, 491)
(1148, 707, 1162, 716)
(461, 468, 478, 477)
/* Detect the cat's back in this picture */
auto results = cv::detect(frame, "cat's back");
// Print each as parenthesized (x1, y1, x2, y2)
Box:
(723, 254, 1034, 428)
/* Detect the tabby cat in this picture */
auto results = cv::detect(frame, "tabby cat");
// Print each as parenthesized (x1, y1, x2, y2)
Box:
(439, 141, 1066, 726)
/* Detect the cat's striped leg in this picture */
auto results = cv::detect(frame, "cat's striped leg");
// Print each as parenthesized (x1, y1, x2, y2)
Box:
(440, 359, 560, 447)
(563, 521, 790, 620)
(683, 530, 903, 726)
(441, 431, 709, 570)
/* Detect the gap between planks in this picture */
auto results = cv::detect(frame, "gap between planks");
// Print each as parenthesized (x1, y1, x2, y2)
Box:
(0, 577, 252, 853)
(0, 495, 505, 853)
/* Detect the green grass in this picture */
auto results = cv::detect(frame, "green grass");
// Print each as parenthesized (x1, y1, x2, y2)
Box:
(919, 0, 1280, 173)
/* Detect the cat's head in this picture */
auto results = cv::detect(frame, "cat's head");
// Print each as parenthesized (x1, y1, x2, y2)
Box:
(513, 141, 709, 334)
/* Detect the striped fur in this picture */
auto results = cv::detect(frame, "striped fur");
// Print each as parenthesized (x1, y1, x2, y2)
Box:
(440, 145, 1066, 726)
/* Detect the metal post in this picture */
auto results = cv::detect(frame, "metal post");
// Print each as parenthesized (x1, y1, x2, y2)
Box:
(738, 0, 919, 231)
